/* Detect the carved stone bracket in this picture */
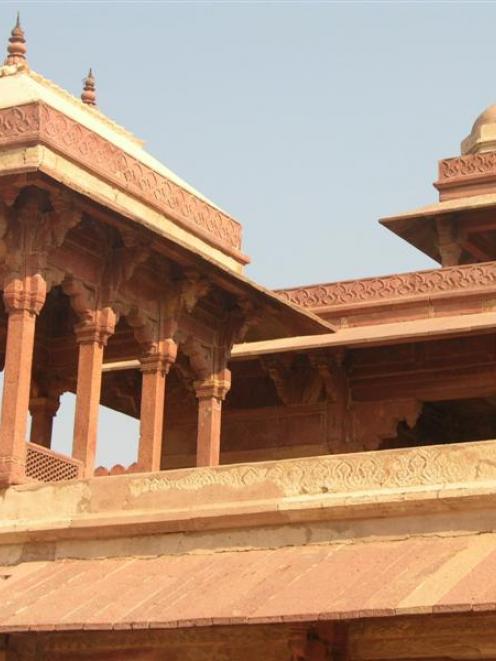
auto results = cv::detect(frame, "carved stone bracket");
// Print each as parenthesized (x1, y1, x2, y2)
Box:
(162, 271, 211, 340)
(102, 233, 149, 310)
(221, 296, 262, 347)
(310, 350, 349, 403)
(435, 216, 462, 266)
(181, 337, 215, 381)
(262, 351, 347, 406)
(61, 277, 113, 336)
(350, 398, 422, 452)
(127, 307, 160, 355)
(0, 189, 82, 283)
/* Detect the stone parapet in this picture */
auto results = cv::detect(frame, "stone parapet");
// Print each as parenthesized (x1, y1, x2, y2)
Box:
(2, 439, 496, 551)
(277, 261, 496, 323)
(437, 151, 496, 199)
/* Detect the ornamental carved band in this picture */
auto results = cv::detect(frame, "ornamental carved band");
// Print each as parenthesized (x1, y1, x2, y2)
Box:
(439, 151, 496, 183)
(0, 103, 243, 255)
(277, 261, 496, 309)
(129, 439, 496, 499)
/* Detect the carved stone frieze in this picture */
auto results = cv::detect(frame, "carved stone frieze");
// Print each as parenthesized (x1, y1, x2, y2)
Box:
(128, 436, 493, 499)
(439, 150, 496, 183)
(0, 102, 244, 255)
(277, 261, 496, 309)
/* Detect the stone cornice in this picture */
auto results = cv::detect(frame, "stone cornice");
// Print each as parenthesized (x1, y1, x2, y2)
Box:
(0, 102, 246, 261)
(277, 261, 496, 310)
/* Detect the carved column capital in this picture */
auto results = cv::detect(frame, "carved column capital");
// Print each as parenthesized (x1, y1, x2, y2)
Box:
(29, 395, 60, 417)
(2, 274, 47, 315)
(193, 368, 231, 400)
(74, 307, 116, 346)
(139, 338, 178, 374)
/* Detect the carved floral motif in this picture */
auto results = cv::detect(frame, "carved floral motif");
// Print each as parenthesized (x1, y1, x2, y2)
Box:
(0, 102, 243, 255)
(0, 104, 40, 137)
(129, 439, 495, 498)
(277, 261, 496, 309)
(439, 151, 496, 182)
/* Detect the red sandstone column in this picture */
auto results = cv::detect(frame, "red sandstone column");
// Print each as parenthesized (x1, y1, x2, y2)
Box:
(72, 308, 115, 478)
(138, 340, 177, 472)
(193, 368, 231, 467)
(29, 395, 60, 448)
(0, 275, 47, 486)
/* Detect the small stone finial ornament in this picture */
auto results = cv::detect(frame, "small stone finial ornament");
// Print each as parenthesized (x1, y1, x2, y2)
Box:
(4, 12, 28, 67)
(81, 68, 96, 106)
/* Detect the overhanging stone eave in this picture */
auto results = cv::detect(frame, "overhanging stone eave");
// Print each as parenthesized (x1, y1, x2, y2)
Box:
(0, 158, 334, 340)
(381, 192, 496, 225)
(0, 142, 249, 267)
(0, 100, 247, 265)
(380, 193, 496, 263)
(230, 311, 496, 359)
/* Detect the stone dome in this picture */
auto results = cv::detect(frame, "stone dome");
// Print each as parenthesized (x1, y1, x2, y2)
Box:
(462, 104, 496, 155)
(472, 105, 496, 131)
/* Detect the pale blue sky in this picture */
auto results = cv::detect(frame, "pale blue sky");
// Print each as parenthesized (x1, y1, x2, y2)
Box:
(0, 1, 492, 466)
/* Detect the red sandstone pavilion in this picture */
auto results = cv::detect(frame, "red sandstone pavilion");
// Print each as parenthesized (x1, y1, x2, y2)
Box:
(4, 13, 496, 661)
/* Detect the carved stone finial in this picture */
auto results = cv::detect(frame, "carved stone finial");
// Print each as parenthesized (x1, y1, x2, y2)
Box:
(4, 12, 28, 67)
(81, 68, 96, 106)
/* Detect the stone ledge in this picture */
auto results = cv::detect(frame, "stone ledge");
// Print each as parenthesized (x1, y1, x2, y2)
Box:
(2, 439, 496, 544)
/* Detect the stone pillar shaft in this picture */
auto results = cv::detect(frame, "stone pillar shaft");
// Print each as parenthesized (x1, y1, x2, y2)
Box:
(138, 368, 166, 471)
(72, 308, 115, 478)
(73, 341, 104, 473)
(194, 368, 231, 467)
(29, 396, 60, 448)
(138, 341, 177, 472)
(0, 275, 46, 486)
(196, 396, 223, 466)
